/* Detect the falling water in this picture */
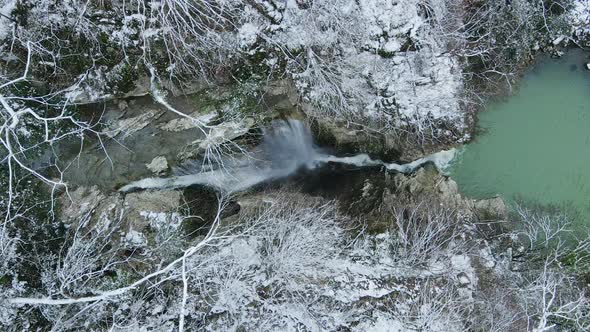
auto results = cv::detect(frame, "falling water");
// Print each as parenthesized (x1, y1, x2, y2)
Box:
(119, 120, 455, 193)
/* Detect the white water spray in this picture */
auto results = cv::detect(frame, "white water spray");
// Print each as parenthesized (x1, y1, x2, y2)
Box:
(120, 120, 455, 193)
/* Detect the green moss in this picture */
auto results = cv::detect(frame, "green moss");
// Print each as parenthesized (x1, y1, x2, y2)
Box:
(0, 173, 66, 288)
(114, 64, 139, 94)
(233, 50, 268, 81)
(231, 48, 287, 83)
(12, 1, 31, 27)
(190, 89, 224, 109)
(560, 251, 579, 267)
(0, 275, 11, 286)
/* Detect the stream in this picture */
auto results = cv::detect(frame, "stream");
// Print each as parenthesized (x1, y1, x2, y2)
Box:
(60, 49, 590, 225)
(120, 120, 455, 193)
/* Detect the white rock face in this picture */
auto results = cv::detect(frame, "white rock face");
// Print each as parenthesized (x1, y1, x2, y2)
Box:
(106, 108, 163, 138)
(158, 110, 217, 132)
(197, 118, 255, 151)
(145, 156, 169, 174)
(552, 35, 566, 45)
(124, 229, 147, 247)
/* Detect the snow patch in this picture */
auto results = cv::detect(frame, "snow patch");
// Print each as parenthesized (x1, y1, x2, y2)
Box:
(571, 0, 590, 39)
(238, 23, 260, 48)
(0, 0, 16, 40)
(125, 230, 147, 247)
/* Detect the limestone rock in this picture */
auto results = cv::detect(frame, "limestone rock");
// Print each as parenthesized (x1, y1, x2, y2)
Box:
(59, 186, 106, 222)
(176, 117, 255, 161)
(117, 100, 128, 111)
(122, 76, 151, 98)
(196, 118, 255, 152)
(123, 190, 183, 228)
(438, 176, 460, 198)
(474, 197, 507, 219)
(158, 109, 217, 132)
(552, 35, 566, 45)
(313, 119, 401, 161)
(263, 79, 300, 114)
(106, 108, 163, 138)
(146, 156, 169, 174)
(59, 186, 183, 248)
(121, 189, 182, 234)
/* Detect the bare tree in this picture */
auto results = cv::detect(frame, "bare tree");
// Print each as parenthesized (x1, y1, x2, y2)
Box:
(473, 286, 527, 332)
(0, 41, 109, 226)
(507, 205, 590, 331)
(388, 279, 470, 331)
(515, 204, 571, 251)
(388, 202, 468, 269)
(520, 246, 590, 331)
(5, 192, 348, 330)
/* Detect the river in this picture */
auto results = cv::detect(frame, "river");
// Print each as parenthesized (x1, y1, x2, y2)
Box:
(449, 49, 590, 224)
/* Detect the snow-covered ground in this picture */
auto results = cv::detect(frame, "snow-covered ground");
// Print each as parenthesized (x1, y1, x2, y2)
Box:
(268, 0, 466, 138)
(0, 0, 16, 40)
(571, 0, 590, 40)
(1, 0, 467, 140)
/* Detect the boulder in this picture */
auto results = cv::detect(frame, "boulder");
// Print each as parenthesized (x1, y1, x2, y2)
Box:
(105, 108, 163, 138)
(262, 79, 300, 115)
(174, 117, 253, 161)
(59, 186, 108, 222)
(145, 156, 169, 174)
(157, 109, 217, 132)
(59, 186, 184, 248)
(123, 189, 183, 233)
(474, 197, 507, 219)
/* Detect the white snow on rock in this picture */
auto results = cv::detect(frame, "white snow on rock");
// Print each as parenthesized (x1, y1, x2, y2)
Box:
(238, 22, 260, 48)
(139, 211, 183, 230)
(571, 0, 590, 39)
(158, 110, 217, 132)
(263, 0, 467, 136)
(145, 156, 169, 174)
(124, 229, 147, 247)
(0, 0, 16, 40)
(106, 108, 163, 138)
(197, 118, 255, 151)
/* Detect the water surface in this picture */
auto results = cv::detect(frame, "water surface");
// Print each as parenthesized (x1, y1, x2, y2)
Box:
(449, 49, 590, 222)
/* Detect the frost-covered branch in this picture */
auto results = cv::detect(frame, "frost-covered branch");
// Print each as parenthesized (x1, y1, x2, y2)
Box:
(0, 40, 108, 229)
(515, 204, 571, 251)
(389, 202, 467, 269)
(9, 193, 231, 307)
(520, 247, 590, 331)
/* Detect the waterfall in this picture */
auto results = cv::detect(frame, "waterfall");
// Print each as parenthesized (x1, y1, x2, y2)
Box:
(119, 120, 455, 193)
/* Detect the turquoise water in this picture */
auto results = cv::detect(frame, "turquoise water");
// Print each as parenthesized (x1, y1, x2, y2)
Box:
(449, 50, 590, 222)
